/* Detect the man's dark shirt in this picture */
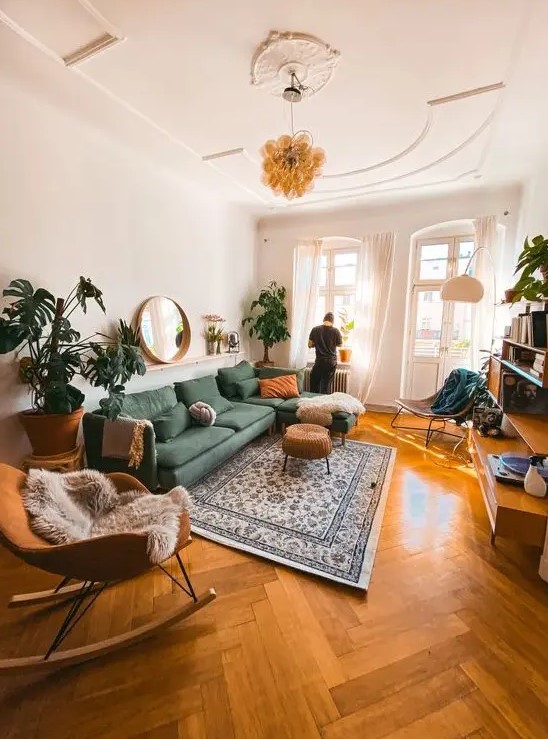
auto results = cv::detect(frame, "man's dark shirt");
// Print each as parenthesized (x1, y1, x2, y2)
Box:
(309, 324, 342, 359)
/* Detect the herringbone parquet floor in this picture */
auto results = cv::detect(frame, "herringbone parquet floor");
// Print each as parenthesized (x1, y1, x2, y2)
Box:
(1, 412, 548, 738)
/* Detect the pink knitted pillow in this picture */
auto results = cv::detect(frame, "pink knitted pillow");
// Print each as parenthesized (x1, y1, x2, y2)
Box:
(188, 401, 217, 427)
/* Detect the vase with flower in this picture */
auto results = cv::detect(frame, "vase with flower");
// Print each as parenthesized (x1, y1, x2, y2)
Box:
(203, 314, 225, 355)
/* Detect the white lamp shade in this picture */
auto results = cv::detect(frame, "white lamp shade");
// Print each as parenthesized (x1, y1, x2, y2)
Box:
(440, 274, 484, 303)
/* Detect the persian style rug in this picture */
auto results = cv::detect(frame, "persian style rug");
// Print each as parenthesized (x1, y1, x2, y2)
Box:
(189, 435, 396, 589)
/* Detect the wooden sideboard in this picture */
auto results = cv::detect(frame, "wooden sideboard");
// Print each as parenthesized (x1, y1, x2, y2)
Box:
(469, 428, 548, 547)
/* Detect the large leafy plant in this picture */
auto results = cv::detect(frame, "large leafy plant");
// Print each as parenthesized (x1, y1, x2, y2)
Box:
(511, 234, 548, 303)
(84, 320, 146, 420)
(242, 281, 291, 363)
(0, 277, 145, 418)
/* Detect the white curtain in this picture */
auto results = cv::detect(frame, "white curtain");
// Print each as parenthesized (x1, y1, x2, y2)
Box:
(349, 232, 395, 403)
(471, 216, 498, 371)
(289, 240, 322, 368)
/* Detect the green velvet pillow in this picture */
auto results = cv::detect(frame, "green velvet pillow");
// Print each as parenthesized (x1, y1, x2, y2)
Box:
(255, 366, 306, 393)
(175, 375, 234, 415)
(120, 385, 177, 421)
(217, 361, 256, 398)
(153, 402, 191, 442)
(234, 377, 260, 400)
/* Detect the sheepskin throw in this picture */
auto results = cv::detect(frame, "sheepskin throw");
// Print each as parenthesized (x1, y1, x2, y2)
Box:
(102, 417, 152, 468)
(22, 469, 192, 565)
(296, 392, 365, 427)
(189, 401, 217, 426)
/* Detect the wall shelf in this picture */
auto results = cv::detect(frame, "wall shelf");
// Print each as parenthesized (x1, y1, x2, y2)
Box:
(505, 414, 548, 456)
(145, 352, 244, 372)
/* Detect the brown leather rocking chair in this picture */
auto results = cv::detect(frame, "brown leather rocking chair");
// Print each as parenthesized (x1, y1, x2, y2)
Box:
(0, 463, 216, 673)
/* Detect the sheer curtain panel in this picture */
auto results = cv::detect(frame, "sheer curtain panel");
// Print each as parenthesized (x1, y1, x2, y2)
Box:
(471, 215, 498, 371)
(349, 232, 395, 403)
(289, 240, 322, 368)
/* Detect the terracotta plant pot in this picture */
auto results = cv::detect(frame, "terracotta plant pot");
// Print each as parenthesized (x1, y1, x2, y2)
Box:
(19, 407, 84, 456)
(338, 346, 352, 363)
(504, 288, 520, 303)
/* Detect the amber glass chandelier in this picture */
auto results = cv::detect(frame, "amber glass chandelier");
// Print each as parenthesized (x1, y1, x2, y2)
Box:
(260, 78, 326, 199)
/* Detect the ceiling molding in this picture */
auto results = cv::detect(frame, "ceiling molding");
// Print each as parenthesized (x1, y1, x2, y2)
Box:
(0, 6, 267, 204)
(313, 108, 496, 196)
(271, 170, 479, 210)
(321, 82, 504, 180)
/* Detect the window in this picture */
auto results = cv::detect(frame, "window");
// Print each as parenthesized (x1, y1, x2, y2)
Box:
(314, 247, 359, 345)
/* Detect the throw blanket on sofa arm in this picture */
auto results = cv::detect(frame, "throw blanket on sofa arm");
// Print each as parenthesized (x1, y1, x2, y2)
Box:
(102, 417, 153, 469)
(296, 392, 365, 427)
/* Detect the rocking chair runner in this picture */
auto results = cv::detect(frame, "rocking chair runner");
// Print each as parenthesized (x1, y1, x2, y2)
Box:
(0, 463, 216, 673)
(391, 393, 475, 448)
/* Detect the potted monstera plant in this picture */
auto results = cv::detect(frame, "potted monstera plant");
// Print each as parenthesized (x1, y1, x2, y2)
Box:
(242, 281, 290, 366)
(510, 234, 548, 303)
(0, 277, 145, 455)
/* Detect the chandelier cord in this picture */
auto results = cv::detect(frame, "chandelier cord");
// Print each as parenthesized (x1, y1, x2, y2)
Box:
(290, 101, 295, 137)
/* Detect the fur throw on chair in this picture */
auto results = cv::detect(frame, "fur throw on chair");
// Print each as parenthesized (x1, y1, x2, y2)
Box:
(22, 469, 192, 565)
(296, 392, 365, 427)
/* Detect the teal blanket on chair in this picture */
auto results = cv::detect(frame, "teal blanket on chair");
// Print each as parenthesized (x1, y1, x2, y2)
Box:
(431, 368, 482, 418)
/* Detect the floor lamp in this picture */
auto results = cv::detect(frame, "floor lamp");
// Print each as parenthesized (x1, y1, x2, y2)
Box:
(440, 245, 497, 358)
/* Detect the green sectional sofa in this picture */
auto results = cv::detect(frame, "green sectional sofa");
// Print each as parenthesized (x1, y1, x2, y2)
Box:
(218, 362, 358, 443)
(83, 361, 358, 491)
(83, 377, 275, 489)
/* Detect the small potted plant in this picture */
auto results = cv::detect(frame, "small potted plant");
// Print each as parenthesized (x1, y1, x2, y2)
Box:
(242, 281, 290, 366)
(338, 309, 354, 363)
(0, 276, 146, 455)
(510, 234, 548, 303)
(203, 314, 225, 354)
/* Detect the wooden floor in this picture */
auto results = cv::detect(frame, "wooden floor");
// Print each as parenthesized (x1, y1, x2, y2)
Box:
(1, 412, 548, 738)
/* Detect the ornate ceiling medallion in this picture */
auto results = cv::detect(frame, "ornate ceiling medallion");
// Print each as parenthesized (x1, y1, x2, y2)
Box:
(251, 31, 340, 98)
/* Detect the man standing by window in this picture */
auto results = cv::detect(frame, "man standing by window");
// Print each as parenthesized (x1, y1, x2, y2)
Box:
(308, 312, 342, 394)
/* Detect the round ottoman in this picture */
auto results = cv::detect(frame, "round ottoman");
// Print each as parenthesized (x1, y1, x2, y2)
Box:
(281, 423, 333, 475)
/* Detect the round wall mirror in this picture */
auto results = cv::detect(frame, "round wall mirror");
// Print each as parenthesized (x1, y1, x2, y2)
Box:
(137, 296, 191, 364)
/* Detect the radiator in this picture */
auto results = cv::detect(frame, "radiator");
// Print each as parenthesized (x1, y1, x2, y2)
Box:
(303, 367, 350, 393)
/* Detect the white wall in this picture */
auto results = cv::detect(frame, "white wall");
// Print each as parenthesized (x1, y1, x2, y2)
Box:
(258, 185, 521, 407)
(516, 165, 548, 249)
(0, 81, 256, 465)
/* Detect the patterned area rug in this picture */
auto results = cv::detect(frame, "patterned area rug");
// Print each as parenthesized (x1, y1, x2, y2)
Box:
(189, 435, 396, 589)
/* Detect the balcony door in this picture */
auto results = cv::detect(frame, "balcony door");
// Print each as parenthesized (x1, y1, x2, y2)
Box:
(405, 236, 474, 399)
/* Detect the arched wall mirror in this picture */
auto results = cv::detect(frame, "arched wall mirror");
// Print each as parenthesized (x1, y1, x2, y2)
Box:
(137, 296, 191, 364)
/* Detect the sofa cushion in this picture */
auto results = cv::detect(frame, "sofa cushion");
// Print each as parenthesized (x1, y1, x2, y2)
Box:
(121, 386, 177, 421)
(214, 402, 273, 431)
(153, 402, 192, 442)
(234, 377, 260, 400)
(241, 396, 286, 409)
(255, 366, 306, 393)
(156, 426, 234, 469)
(259, 374, 299, 399)
(217, 361, 256, 398)
(175, 375, 233, 415)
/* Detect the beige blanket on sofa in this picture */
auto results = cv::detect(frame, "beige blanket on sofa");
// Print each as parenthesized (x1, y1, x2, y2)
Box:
(296, 392, 365, 427)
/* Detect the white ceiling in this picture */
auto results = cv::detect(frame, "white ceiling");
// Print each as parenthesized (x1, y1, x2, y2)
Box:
(1, 0, 547, 211)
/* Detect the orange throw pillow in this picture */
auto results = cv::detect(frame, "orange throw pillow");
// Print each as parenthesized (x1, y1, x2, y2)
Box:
(259, 374, 299, 399)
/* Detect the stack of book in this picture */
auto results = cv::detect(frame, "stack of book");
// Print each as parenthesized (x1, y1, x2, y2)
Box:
(531, 354, 545, 379)
(509, 310, 548, 348)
